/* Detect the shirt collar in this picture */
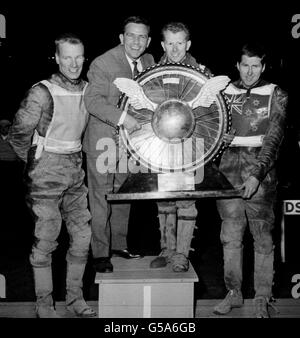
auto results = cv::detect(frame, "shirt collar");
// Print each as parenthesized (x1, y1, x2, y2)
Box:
(125, 53, 142, 73)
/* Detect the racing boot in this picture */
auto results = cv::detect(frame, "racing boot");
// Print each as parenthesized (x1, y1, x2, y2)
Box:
(33, 266, 60, 318)
(253, 250, 274, 318)
(172, 202, 197, 272)
(213, 247, 244, 314)
(150, 203, 176, 268)
(213, 289, 243, 315)
(66, 261, 97, 318)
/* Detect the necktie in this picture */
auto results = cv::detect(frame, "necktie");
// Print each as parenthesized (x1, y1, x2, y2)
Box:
(132, 61, 139, 78)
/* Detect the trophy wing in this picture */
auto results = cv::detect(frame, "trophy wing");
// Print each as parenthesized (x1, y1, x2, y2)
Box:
(114, 78, 157, 111)
(191, 76, 230, 109)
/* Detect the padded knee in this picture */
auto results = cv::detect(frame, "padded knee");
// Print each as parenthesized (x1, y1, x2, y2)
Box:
(220, 219, 246, 249)
(157, 201, 177, 214)
(177, 203, 197, 220)
(68, 226, 91, 258)
(250, 220, 273, 255)
(30, 249, 52, 268)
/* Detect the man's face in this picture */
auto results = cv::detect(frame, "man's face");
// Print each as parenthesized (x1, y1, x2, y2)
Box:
(237, 55, 265, 88)
(119, 23, 151, 60)
(55, 42, 85, 80)
(161, 30, 191, 63)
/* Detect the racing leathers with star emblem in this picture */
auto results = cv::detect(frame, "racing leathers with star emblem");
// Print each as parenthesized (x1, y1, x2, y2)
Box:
(216, 79, 287, 299)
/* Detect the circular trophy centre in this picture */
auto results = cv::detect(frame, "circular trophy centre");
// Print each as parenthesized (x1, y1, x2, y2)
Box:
(152, 99, 195, 143)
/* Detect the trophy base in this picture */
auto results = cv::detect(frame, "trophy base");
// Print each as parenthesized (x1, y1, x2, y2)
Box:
(107, 163, 241, 201)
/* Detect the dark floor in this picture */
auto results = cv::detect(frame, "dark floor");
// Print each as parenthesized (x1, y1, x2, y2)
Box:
(1, 169, 299, 303)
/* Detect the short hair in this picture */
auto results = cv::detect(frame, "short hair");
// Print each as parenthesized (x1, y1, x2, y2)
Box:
(238, 42, 267, 65)
(55, 32, 84, 55)
(161, 22, 190, 41)
(122, 16, 150, 35)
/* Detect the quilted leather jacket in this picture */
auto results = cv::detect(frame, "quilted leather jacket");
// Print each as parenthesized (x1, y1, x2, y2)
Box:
(224, 79, 288, 182)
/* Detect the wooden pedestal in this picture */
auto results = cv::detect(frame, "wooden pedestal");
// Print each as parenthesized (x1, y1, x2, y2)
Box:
(95, 256, 198, 318)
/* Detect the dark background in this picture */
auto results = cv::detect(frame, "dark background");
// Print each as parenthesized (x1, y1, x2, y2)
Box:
(1, 4, 300, 303)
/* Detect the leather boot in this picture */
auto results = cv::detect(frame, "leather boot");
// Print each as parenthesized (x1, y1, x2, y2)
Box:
(223, 247, 243, 290)
(33, 266, 60, 318)
(253, 250, 274, 318)
(214, 289, 243, 315)
(173, 202, 197, 272)
(66, 261, 96, 318)
(150, 203, 176, 268)
(213, 247, 244, 315)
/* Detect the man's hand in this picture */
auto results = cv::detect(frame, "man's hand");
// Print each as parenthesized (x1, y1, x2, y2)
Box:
(223, 129, 236, 146)
(122, 114, 141, 134)
(238, 176, 260, 199)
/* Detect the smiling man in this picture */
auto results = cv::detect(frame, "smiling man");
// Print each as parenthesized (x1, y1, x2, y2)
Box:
(214, 42, 288, 318)
(55, 39, 85, 80)
(83, 16, 155, 274)
(160, 22, 193, 65)
(237, 53, 265, 88)
(8, 33, 95, 318)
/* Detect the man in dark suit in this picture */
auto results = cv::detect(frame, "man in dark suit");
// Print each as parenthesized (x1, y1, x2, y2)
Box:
(83, 16, 155, 273)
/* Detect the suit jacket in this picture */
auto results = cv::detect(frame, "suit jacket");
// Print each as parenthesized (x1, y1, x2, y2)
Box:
(83, 44, 155, 155)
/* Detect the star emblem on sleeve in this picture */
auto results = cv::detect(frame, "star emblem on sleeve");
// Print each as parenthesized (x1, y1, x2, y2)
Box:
(245, 109, 253, 116)
(252, 99, 260, 107)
